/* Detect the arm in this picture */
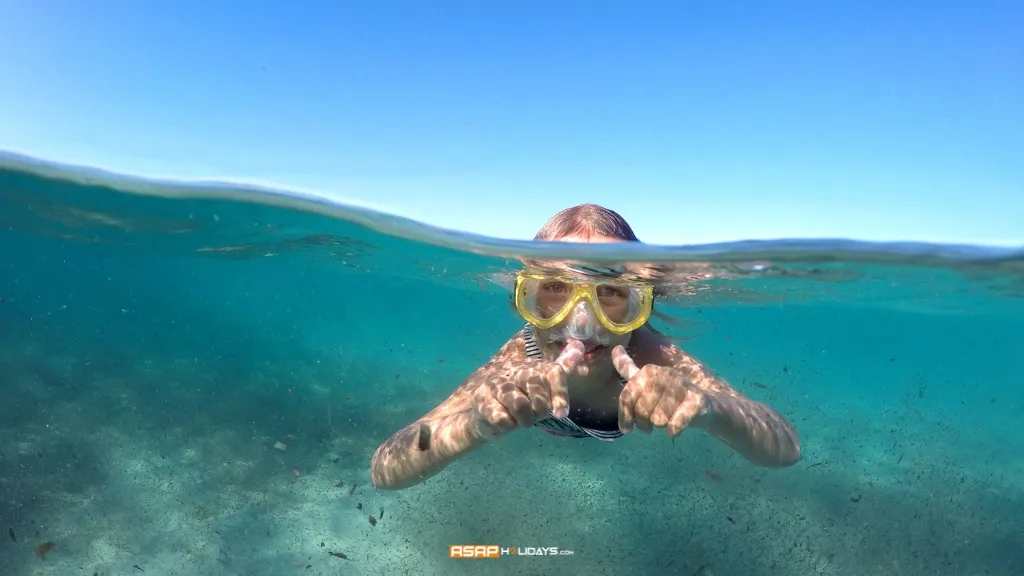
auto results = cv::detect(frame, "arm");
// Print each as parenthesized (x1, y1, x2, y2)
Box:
(369, 333, 528, 490)
(646, 331, 801, 467)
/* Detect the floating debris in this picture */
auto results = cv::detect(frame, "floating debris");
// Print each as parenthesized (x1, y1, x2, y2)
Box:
(273, 441, 287, 451)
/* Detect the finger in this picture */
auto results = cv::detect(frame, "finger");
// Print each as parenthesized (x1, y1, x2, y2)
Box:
(545, 363, 571, 419)
(499, 378, 534, 428)
(523, 371, 553, 421)
(555, 340, 585, 373)
(611, 345, 640, 381)
(666, 394, 705, 437)
(562, 338, 591, 378)
(650, 392, 678, 429)
(473, 386, 516, 435)
(618, 377, 645, 434)
(633, 381, 663, 434)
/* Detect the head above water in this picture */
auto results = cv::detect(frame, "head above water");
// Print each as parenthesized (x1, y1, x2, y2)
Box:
(533, 203, 641, 244)
(522, 204, 650, 360)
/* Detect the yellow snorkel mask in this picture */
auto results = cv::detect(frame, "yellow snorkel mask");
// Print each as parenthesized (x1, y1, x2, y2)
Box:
(513, 270, 655, 342)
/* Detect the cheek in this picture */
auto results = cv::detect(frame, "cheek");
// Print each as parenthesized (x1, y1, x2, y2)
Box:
(601, 302, 630, 323)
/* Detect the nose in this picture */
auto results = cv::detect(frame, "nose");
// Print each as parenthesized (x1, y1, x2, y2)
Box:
(571, 304, 591, 331)
(566, 301, 597, 339)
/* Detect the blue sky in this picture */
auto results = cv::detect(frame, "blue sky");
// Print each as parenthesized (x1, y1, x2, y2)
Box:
(1, 1, 1021, 245)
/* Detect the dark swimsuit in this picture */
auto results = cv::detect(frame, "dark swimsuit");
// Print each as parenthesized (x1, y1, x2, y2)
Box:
(523, 324, 625, 441)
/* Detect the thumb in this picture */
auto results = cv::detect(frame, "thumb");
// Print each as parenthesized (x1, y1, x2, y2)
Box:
(611, 345, 639, 381)
(555, 340, 585, 373)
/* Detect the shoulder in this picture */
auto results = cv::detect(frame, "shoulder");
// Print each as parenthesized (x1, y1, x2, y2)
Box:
(461, 329, 532, 385)
(421, 329, 532, 418)
(452, 330, 532, 395)
(626, 325, 679, 366)
(629, 326, 738, 396)
(483, 329, 530, 369)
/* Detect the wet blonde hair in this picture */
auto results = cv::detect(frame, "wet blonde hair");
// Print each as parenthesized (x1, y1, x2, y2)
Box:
(533, 204, 640, 242)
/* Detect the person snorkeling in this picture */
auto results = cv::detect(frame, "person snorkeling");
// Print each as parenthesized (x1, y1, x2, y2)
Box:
(370, 204, 800, 490)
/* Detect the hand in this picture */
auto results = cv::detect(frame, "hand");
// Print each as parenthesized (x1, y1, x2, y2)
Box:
(471, 340, 585, 439)
(612, 345, 709, 437)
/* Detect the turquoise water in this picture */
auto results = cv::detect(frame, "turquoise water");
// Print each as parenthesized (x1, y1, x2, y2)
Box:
(1, 153, 1023, 576)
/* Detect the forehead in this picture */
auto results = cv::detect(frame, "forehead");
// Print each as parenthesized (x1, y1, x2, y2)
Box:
(556, 233, 627, 244)
(526, 232, 633, 279)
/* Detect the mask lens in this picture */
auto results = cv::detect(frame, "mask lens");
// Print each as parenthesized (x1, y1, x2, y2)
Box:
(535, 280, 572, 319)
(595, 284, 633, 324)
(515, 276, 575, 327)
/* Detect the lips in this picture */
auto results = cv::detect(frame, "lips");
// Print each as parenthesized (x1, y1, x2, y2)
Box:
(567, 341, 605, 357)
(550, 338, 607, 360)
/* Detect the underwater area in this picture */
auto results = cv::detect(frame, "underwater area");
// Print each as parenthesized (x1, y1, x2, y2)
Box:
(1, 152, 1023, 576)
